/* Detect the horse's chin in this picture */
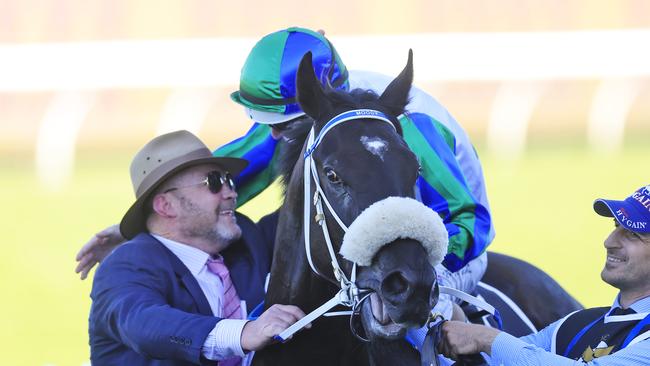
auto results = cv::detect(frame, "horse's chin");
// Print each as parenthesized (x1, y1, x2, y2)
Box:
(360, 293, 407, 340)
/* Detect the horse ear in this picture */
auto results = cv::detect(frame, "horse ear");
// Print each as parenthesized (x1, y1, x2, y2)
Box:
(378, 49, 413, 115)
(296, 51, 332, 123)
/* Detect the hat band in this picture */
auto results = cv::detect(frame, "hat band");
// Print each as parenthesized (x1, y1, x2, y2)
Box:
(238, 68, 349, 107)
(135, 147, 214, 198)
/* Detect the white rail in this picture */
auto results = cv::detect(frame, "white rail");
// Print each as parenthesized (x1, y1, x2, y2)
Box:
(1, 30, 650, 92)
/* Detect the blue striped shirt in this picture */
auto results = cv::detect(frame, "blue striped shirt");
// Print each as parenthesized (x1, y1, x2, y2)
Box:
(489, 295, 650, 365)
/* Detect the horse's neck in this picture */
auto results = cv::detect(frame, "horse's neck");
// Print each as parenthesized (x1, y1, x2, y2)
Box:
(266, 152, 339, 309)
(266, 205, 337, 308)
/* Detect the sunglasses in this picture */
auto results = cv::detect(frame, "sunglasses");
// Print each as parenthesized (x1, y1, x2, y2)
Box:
(164, 171, 235, 194)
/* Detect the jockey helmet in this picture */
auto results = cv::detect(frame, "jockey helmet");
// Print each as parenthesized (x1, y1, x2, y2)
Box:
(230, 27, 349, 124)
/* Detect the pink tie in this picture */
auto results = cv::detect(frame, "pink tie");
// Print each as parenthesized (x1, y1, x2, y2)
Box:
(207, 257, 242, 320)
(207, 257, 242, 366)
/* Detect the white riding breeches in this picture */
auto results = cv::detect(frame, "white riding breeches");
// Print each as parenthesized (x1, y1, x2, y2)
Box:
(432, 251, 488, 320)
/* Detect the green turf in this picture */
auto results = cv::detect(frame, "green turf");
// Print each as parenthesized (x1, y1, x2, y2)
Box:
(0, 143, 647, 365)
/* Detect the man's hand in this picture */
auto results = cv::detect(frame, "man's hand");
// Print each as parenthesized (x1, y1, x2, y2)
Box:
(438, 321, 500, 360)
(240, 304, 310, 351)
(75, 224, 125, 280)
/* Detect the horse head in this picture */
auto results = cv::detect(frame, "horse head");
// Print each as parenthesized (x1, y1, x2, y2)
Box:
(294, 50, 447, 341)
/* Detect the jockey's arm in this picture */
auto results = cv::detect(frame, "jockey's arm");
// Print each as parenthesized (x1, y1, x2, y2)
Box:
(400, 113, 492, 272)
(75, 224, 125, 279)
(213, 123, 280, 207)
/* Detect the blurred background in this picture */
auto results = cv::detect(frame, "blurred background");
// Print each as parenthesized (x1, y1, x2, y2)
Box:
(1, 1, 649, 365)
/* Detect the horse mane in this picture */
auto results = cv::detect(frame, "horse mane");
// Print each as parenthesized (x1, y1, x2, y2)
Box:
(276, 87, 406, 194)
(277, 118, 312, 194)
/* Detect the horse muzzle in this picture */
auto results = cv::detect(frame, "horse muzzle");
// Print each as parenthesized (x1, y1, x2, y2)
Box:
(357, 239, 438, 340)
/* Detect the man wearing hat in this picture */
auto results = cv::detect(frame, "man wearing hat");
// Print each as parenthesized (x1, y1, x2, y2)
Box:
(89, 130, 308, 366)
(436, 185, 650, 365)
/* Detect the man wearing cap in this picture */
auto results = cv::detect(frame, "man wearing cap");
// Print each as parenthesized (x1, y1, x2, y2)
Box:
(89, 130, 308, 366)
(77, 27, 491, 323)
(436, 185, 650, 365)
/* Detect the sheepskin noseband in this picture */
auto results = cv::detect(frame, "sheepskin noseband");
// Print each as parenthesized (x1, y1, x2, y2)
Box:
(340, 197, 448, 267)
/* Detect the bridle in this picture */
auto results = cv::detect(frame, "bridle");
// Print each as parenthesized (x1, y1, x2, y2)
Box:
(276, 109, 396, 342)
(303, 109, 396, 286)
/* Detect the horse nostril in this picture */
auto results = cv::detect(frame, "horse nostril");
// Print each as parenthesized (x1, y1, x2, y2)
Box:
(381, 271, 409, 297)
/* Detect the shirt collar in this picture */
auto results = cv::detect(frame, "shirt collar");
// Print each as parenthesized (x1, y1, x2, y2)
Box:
(152, 234, 211, 276)
(612, 294, 650, 313)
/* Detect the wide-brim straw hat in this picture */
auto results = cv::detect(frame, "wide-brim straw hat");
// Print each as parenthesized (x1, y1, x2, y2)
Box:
(119, 130, 248, 239)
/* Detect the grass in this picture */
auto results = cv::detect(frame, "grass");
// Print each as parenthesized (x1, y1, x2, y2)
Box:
(0, 142, 647, 365)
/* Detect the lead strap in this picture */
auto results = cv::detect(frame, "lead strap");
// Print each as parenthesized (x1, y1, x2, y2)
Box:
(439, 286, 502, 329)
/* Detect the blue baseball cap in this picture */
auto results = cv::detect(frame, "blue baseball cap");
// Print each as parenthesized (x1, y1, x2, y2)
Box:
(593, 185, 650, 233)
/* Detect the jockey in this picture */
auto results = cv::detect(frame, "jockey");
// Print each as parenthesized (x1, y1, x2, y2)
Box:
(218, 27, 494, 323)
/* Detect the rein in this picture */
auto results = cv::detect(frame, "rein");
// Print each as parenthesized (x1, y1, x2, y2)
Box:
(276, 109, 396, 342)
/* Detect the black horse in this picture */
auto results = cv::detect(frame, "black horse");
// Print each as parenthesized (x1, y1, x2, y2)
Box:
(252, 51, 581, 366)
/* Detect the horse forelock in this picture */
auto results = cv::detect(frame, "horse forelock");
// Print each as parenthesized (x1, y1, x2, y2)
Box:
(320, 88, 404, 135)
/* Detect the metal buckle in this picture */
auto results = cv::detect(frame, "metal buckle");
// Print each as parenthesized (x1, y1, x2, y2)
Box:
(426, 312, 444, 329)
(349, 290, 374, 342)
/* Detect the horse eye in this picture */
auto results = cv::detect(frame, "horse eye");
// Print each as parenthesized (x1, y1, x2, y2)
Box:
(325, 168, 341, 184)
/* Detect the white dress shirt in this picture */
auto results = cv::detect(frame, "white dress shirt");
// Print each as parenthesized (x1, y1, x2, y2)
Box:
(153, 234, 249, 361)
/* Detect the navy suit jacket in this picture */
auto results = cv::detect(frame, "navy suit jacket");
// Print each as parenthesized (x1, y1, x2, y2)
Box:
(89, 213, 271, 366)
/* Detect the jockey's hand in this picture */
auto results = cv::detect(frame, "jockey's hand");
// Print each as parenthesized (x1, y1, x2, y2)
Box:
(240, 304, 310, 351)
(75, 224, 125, 280)
(438, 321, 500, 360)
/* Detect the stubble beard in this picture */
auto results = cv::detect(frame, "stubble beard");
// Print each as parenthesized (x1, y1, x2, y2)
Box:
(209, 216, 242, 246)
(601, 265, 637, 293)
(178, 195, 242, 249)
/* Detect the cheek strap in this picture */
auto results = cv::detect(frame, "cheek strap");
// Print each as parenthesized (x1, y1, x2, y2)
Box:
(340, 197, 448, 267)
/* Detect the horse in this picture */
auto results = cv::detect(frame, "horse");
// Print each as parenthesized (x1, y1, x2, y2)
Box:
(251, 51, 582, 366)
(252, 50, 439, 366)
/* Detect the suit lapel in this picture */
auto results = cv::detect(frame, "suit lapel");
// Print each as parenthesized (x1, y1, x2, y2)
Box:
(179, 271, 213, 316)
(151, 235, 214, 316)
(225, 240, 264, 314)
